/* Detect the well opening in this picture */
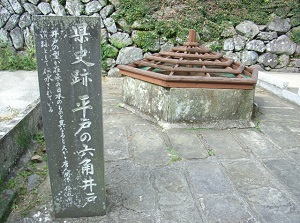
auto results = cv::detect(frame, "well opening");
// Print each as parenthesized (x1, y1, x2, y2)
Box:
(118, 29, 257, 90)
(118, 30, 258, 126)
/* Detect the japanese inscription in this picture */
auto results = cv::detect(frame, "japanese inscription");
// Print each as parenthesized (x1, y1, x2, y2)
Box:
(34, 16, 105, 218)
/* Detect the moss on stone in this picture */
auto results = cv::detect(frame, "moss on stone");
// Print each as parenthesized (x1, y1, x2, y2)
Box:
(132, 31, 160, 52)
(101, 43, 119, 58)
(291, 27, 300, 45)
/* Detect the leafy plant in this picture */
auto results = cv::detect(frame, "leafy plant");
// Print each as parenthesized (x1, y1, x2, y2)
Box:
(167, 147, 182, 164)
(115, 0, 298, 44)
(101, 42, 119, 71)
(33, 133, 45, 145)
(16, 127, 33, 149)
(0, 46, 37, 71)
(132, 31, 160, 52)
(291, 27, 300, 45)
(208, 149, 215, 156)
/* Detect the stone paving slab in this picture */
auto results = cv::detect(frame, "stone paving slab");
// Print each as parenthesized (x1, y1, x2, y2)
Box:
(6, 77, 300, 223)
(0, 71, 39, 129)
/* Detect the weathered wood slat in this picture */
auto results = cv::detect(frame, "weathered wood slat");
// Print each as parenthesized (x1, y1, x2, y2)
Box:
(172, 46, 211, 53)
(118, 65, 257, 84)
(159, 51, 223, 59)
(145, 55, 233, 67)
(133, 60, 243, 74)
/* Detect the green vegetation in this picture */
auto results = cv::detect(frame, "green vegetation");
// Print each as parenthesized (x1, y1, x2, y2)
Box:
(0, 132, 48, 219)
(16, 127, 34, 150)
(208, 149, 215, 156)
(101, 42, 119, 71)
(0, 46, 37, 71)
(167, 147, 182, 164)
(291, 27, 300, 45)
(133, 31, 160, 52)
(114, 0, 298, 50)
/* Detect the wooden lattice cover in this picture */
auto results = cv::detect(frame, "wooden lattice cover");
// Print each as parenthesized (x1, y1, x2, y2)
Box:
(118, 30, 257, 90)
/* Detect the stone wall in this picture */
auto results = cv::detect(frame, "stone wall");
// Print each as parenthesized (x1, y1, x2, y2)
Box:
(0, 0, 300, 74)
(222, 19, 300, 71)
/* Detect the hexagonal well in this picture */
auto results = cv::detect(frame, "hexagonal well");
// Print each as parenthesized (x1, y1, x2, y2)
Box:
(118, 30, 258, 125)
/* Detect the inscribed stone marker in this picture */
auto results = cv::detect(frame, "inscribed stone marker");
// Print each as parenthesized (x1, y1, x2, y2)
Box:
(34, 16, 105, 218)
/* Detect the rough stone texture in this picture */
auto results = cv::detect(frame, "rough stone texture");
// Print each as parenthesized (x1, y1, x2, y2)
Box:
(233, 129, 284, 159)
(103, 124, 129, 160)
(246, 40, 266, 53)
(224, 51, 241, 62)
(257, 31, 278, 41)
(100, 4, 114, 19)
(10, 26, 24, 50)
(104, 17, 117, 33)
(167, 129, 208, 159)
(50, 0, 66, 16)
(117, 18, 130, 33)
(65, 0, 83, 16)
(123, 77, 255, 123)
(240, 50, 258, 65)
(0, 7, 11, 28)
(18, 12, 31, 28)
(23, 27, 34, 48)
(266, 35, 296, 55)
(0, 1, 299, 72)
(37, 2, 53, 15)
(1, 0, 14, 14)
(263, 159, 300, 201)
(291, 59, 300, 68)
(235, 20, 259, 39)
(98, 0, 107, 6)
(107, 67, 120, 77)
(116, 46, 143, 64)
(186, 161, 233, 194)
(131, 125, 170, 165)
(28, 0, 39, 5)
(268, 17, 291, 33)
(168, 87, 254, 123)
(221, 25, 236, 38)
(154, 166, 200, 220)
(0, 189, 16, 223)
(0, 28, 11, 47)
(295, 45, 300, 55)
(258, 52, 278, 68)
(223, 38, 234, 51)
(233, 35, 246, 51)
(131, 20, 144, 30)
(4, 14, 19, 31)
(276, 54, 290, 68)
(27, 174, 40, 191)
(223, 160, 300, 222)
(258, 25, 267, 31)
(100, 28, 108, 43)
(23, 3, 41, 15)
(85, 0, 103, 15)
(9, 0, 23, 14)
(123, 77, 169, 121)
(105, 58, 116, 70)
(160, 40, 174, 51)
(109, 32, 132, 49)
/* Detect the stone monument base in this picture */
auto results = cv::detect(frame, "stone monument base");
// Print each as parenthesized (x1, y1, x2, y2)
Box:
(123, 77, 255, 125)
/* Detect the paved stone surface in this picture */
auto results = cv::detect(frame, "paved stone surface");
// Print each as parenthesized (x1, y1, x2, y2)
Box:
(0, 71, 39, 128)
(5, 77, 300, 223)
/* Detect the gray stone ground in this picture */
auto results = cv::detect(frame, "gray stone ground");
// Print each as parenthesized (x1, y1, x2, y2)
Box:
(6, 78, 300, 223)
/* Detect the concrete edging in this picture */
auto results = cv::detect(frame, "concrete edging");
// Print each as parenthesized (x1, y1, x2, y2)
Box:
(0, 100, 42, 182)
(257, 71, 300, 106)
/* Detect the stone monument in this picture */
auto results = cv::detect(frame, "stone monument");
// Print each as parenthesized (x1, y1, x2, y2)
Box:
(34, 16, 105, 218)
